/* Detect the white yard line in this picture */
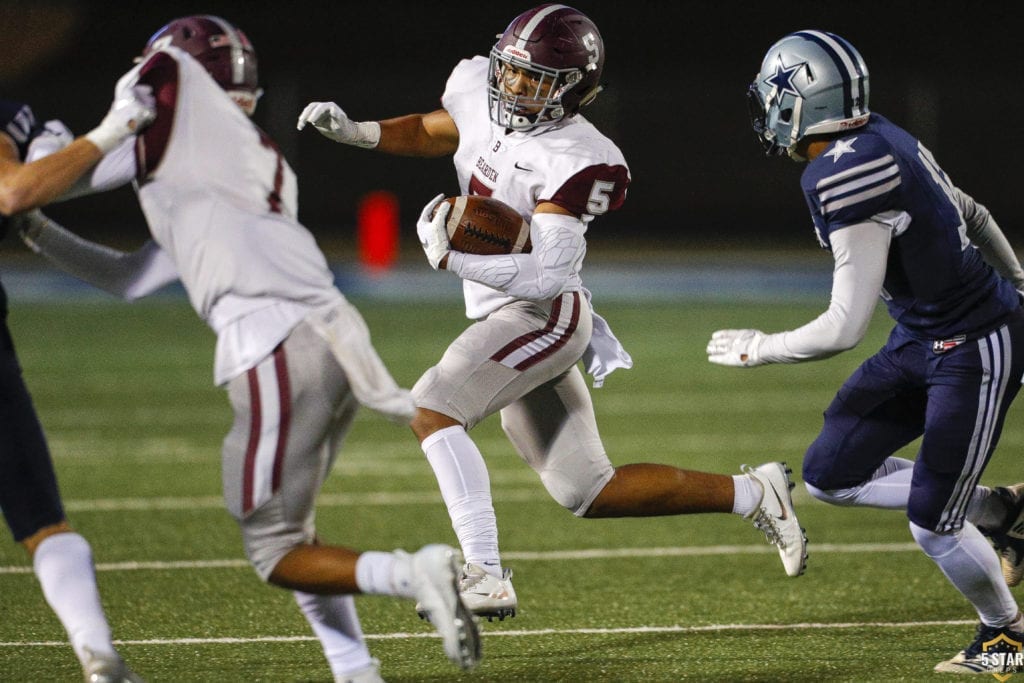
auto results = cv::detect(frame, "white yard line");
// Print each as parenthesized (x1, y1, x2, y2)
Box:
(58, 487, 545, 512)
(1, 618, 976, 648)
(0, 542, 920, 575)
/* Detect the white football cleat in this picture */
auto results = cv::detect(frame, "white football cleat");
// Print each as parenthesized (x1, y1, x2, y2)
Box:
(335, 658, 384, 683)
(459, 563, 517, 621)
(410, 544, 481, 670)
(742, 462, 808, 577)
(82, 650, 144, 683)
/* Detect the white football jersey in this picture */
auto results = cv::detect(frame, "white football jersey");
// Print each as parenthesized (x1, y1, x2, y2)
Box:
(128, 47, 342, 383)
(442, 57, 630, 319)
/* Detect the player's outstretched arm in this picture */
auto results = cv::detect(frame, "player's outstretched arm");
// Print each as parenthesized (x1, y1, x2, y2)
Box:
(298, 102, 458, 157)
(707, 221, 889, 367)
(297, 102, 381, 148)
(16, 209, 178, 301)
(955, 186, 1024, 291)
(0, 80, 153, 216)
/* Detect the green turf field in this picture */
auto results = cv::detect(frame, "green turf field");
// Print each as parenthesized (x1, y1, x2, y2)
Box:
(1, 299, 1019, 681)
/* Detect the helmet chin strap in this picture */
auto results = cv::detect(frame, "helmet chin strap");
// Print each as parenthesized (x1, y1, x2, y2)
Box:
(786, 145, 806, 162)
(788, 95, 803, 149)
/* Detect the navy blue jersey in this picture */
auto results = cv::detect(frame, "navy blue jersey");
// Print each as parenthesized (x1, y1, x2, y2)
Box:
(0, 98, 44, 245)
(801, 113, 1019, 339)
(0, 98, 42, 162)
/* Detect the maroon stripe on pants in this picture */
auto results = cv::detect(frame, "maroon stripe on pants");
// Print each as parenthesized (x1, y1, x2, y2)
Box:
(241, 366, 262, 515)
(490, 292, 580, 371)
(271, 346, 291, 493)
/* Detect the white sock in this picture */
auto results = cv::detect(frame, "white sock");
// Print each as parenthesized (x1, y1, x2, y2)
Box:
(731, 474, 762, 517)
(910, 521, 1018, 626)
(421, 425, 502, 576)
(293, 592, 375, 680)
(33, 533, 116, 665)
(806, 457, 914, 509)
(354, 550, 415, 598)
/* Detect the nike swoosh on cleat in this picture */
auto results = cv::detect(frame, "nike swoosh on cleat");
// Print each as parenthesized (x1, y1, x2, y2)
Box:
(466, 590, 511, 600)
(768, 484, 789, 521)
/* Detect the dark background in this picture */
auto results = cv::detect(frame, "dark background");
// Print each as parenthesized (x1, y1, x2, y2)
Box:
(2, 0, 1020, 253)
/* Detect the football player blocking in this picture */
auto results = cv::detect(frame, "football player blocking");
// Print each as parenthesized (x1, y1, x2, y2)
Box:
(0, 15, 481, 682)
(298, 1, 808, 623)
(717, 30, 1024, 675)
(0, 104, 142, 682)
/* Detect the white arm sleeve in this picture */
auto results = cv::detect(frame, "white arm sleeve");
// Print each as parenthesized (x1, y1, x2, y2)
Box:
(757, 220, 890, 363)
(22, 212, 178, 301)
(61, 138, 137, 200)
(955, 186, 1024, 290)
(446, 212, 586, 300)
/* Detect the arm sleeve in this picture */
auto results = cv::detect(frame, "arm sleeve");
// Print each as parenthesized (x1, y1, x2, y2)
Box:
(56, 138, 137, 201)
(446, 212, 586, 300)
(757, 220, 890, 363)
(23, 212, 178, 300)
(955, 186, 1024, 290)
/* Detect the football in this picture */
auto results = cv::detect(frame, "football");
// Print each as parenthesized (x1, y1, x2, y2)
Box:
(436, 195, 532, 255)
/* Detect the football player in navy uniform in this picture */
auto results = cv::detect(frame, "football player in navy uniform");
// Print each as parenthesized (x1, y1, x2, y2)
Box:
(709, 30, 1024, 674)
(0, 99, 142, 682)
(0, 16, 482, 680)
(299, 3, 808, 622)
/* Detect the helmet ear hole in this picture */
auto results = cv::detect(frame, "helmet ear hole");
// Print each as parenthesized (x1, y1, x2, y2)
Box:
(779, 108, 793, 123)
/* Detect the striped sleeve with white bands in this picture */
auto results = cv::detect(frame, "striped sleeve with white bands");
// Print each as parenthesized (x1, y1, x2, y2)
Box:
(815, 155, 900, 220)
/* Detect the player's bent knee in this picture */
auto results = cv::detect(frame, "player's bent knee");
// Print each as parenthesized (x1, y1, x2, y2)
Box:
(909, 520, 958, 558)
(410, 407, 461, 442)
(804, 482, 861, 506)
(239, 517, 312, 582)
(540, 469, 607, 517)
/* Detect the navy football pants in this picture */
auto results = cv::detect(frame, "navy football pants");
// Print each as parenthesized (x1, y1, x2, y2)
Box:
(0, 309, 64, 542)
(803, 309, 1024, 532)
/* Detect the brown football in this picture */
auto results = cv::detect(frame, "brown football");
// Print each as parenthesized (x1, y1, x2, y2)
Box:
(436, 195, 532, 255)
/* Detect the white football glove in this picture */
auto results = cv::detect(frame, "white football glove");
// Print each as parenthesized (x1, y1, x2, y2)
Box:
(85, 79, 155, 154)
(706, 329, 766, 367)
(416, 193, 450, 270)
(296, 101, 381, 149)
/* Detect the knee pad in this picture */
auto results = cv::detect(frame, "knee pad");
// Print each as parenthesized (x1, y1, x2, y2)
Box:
(541, 463, 613, 517)
(909, 520, 959, 558)
(239, 510, 315, 581)
(539, 468, 588, 514)
(804, 482, 859, 507)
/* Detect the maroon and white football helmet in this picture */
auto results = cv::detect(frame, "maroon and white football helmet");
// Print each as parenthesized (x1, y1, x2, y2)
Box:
(488, 4, 604, 131)
(143, 15, 262, 115)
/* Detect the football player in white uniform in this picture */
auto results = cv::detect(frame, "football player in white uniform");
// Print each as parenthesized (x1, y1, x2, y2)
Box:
(0, 15, 480, 680)
(298, 3, 808, 621)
